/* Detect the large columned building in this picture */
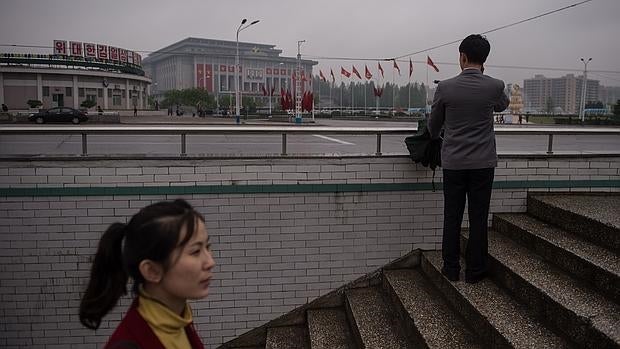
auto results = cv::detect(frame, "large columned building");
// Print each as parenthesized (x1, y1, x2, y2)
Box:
(142, 37, 317, 102)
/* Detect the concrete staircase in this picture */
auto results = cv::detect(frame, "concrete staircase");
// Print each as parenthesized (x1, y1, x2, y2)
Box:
(217, 193, 620, 349)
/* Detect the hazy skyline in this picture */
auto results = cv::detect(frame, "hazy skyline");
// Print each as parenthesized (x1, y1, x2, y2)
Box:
(1, 0, 619, 87)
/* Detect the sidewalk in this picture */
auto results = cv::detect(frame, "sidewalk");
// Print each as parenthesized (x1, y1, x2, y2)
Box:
(120, 114, 317, 126)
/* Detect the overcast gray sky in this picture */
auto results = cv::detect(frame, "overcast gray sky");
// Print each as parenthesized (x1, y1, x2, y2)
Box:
(1, 0, 619, 87)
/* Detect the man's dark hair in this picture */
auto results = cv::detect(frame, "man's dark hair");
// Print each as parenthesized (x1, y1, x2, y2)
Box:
(459, 34, 490, 65)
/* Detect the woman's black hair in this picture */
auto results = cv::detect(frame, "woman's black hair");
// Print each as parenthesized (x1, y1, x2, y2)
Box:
(79, 199, 204, 330)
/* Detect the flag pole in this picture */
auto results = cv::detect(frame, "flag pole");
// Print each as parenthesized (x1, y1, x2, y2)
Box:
(351, 80, 354, 114)
(408, 74, 411, 114)
(392, 64, 395, 115)
(340, 79, 343, 116)
(312, 75, 316, 122)
(426, 64, 429, 116)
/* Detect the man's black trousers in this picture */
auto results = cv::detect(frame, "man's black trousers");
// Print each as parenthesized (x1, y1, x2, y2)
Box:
(442, 168, 495, 279)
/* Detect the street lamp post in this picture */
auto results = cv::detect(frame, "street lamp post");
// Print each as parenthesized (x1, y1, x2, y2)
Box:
(295, 40, 305, 124)
(235, 18, 260, 125)
(579, 57, 592, 124)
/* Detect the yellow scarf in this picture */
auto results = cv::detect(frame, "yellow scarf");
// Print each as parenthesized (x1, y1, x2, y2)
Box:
(138, 288, 193, 349)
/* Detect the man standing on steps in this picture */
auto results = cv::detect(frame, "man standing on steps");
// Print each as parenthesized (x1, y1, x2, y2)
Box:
(428, 34, 509, 284)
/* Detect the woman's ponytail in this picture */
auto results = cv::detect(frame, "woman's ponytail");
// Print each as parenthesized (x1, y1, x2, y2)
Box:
(79, 222, 128, 330)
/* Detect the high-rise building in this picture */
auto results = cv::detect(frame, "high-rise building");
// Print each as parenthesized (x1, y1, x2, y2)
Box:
(142, 37, 317, 102)
(599, 85, 620, 105)
(523, 74, 599, 114)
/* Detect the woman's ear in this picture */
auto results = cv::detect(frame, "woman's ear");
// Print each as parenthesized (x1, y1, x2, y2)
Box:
(139, 260, 164, 283)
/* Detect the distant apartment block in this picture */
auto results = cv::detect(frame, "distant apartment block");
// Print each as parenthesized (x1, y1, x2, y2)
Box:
(599, 85, 620, 105)
(523, 74, 599, 114)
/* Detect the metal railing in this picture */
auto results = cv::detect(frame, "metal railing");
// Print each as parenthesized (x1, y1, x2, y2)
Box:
(1, 125, 619, 157)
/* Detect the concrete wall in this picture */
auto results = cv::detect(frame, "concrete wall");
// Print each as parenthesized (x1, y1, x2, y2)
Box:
(0, 155, 619, 348)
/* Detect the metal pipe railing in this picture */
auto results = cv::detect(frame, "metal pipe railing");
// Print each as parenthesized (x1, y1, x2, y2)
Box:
(1, 125, 619, 157)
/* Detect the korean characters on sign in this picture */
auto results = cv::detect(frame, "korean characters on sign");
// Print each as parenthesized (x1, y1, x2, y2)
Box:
(70, 41, 83, 56)
(97, 44, 108, 59)
(52, 40, 140, 66)
(53, 40, 67, 55)
(84, 43, 97, 58)
(109, 47, 119, 61)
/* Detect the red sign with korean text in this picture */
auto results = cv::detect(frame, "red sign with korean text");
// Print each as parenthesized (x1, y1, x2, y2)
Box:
(84, 43, 96, 57)
(70, 41, 82, 56)
(97, 44, 108, 59)
(119, 49, 127, 62)
(54, 40, 67, 55)
(109, 47, 119, 61)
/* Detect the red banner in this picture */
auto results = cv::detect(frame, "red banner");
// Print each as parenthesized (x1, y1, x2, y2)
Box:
(197, 64, 204, 88)
(205, 64, 213, 92)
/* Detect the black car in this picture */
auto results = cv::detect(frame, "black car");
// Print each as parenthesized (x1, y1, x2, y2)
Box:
(29, 107, 88, 124)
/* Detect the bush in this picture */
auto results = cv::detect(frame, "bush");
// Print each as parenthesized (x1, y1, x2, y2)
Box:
(27, 100, 42, 109)
(80, 99, 97, 109)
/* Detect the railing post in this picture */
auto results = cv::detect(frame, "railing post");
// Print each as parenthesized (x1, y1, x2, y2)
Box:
(376, 133, 382, 156)
(547, 134, 554, 154)
(81, 133, 87, 156)
(181, 133, 187, 156)
(281, 133, 287, 155)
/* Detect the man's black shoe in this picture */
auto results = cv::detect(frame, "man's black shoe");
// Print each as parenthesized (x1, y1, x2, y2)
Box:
(441, 267, 459, 282)
(465, 272, 487, 284)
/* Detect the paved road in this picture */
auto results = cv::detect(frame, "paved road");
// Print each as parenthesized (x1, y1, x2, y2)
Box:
(1, 118, 619, 156)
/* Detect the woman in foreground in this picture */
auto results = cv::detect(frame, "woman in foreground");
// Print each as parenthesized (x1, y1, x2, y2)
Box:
(79, 199, 215, 349)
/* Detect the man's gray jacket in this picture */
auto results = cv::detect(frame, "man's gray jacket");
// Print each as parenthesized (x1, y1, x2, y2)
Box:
(427, 68, 509, 170)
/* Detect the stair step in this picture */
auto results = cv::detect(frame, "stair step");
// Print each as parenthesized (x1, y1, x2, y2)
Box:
(265, 326, 309, 349)
(421, 251, 572, 348)
(528, 194, 620, 253)
(463, 230, 620, 348)
(384, 269, 482, 348)
(345, 286, 410, 349)
(494, 213, 620, 303)
(307, 308, 353, 349)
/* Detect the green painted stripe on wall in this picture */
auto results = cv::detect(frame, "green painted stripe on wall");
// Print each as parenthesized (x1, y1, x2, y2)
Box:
(1, 180, 619, 197)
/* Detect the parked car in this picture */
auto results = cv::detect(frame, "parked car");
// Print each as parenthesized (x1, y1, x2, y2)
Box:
(29, 107, 88, 124)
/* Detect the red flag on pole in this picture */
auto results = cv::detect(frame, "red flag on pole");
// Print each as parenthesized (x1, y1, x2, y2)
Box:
(270, 85, 275, 96)
(352, 65, 362, 79)
(301, 71, 307, 82)
(393, 60, 401, 75)
(409, 58, 414, 77)
(261, 84, 268, 96)
(364, 65, 372, 80)
(427, 56, 439, 72)
(341, 67, 351, 78)
(378, 62, 384, 78)
(319, 70, 326, 82)
(330, 68, 335, 83)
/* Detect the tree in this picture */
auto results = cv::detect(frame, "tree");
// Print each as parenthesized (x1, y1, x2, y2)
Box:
(80, 99, 97, 109)
(614, 100, 620, 117)
(585, 101, 605, 109)
(161, 88, 215, 110)
(27, 99, 42, 109)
